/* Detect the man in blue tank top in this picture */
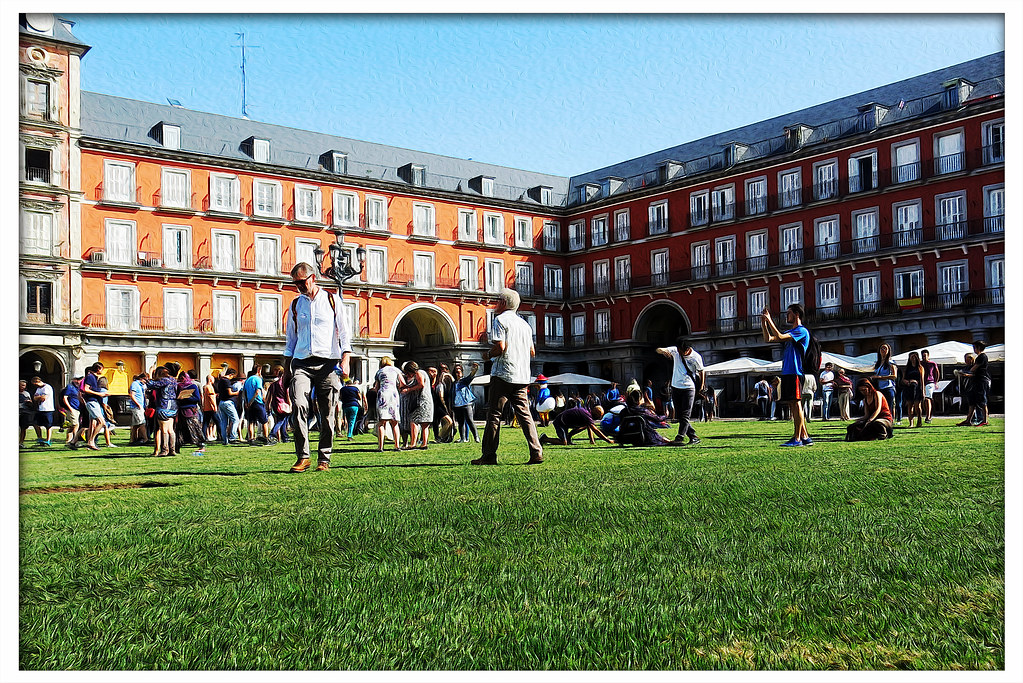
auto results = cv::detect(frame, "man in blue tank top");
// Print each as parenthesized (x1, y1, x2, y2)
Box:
(761, 304, 812, 447)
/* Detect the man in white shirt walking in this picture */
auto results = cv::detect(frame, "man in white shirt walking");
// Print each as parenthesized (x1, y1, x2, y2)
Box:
(655, 337, 705, 446)
(283, 262, 352, 473)
(473, 288, 543, 465)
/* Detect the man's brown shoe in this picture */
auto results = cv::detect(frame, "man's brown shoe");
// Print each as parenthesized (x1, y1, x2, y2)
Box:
(470, 456, 497, 465)
(526, 454, 544, 465)
(315, 461, 330, 471)
(290, 458, 311, 473)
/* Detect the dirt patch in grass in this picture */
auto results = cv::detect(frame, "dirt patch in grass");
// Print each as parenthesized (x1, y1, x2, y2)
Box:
(20, 481, 178, 495)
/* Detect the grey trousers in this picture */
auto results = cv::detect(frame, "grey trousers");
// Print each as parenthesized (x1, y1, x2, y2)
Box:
(481, 376, 543, 461)
(289, 356, 340, 462)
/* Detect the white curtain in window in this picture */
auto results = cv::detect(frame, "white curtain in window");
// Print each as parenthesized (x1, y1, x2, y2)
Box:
(214, 295, 238, 334)
(165, 291, 190, 332)
(256, 297, 280, 336)
(106, 221, 134, 265)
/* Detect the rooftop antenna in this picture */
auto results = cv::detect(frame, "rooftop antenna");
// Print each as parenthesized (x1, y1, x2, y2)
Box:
(232, 32, 261, 119)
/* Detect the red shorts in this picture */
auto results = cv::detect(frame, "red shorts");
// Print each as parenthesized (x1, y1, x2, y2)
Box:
(780, 375, 802, 402)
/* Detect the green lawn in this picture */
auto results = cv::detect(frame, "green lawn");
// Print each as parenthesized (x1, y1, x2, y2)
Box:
(19, 417, 1004, 670)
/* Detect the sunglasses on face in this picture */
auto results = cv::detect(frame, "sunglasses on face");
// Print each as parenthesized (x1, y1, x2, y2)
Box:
(292, 274, 312, 286)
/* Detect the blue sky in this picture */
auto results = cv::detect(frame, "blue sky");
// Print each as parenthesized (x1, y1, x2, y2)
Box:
(67, 13, 1004, 178)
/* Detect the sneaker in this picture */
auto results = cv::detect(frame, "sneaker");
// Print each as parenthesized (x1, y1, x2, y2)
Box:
(525, 454, 544, 464)
(955, 421, 971, 427)
(672, 434, 687, 443)
(801, 437, 814, 446)
(924, 418, 932, 424)
(470, 456, 498, 465)
(67, 441, 79, 450)
(289, 458, 311, 473)
(687, 437, 701, 446)
(42, 440, 52, 447)
(267, 437, 279, 445)
(974, 421, 990, 427)
(315, 461, 330, 472)
(107, 443, 118, 448)
(781, 439, 804, 447)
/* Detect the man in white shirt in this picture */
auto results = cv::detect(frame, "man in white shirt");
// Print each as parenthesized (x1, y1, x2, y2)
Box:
(655, 337, 704, 446)
(283, 262, 352, 473)
(31, 376, 57, 446)
(473, 288, 543, 465)
(818, 362, 835, 420)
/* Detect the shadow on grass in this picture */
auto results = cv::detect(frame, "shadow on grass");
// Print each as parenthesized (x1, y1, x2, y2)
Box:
(75, 471, 248, 477)
(71, 452, 159, 459)
(256, 462, 467, 474)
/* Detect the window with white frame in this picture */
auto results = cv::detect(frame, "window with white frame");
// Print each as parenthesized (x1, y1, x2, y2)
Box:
(514, 217, 532, 248)
(715, 236, 736, 276)
(648, 201, 669, 234)
(782, 284, 803, 309)
(23, 145, 51, 184)
(365, 196, 387, 231)
(485, 259, 504, 294)
(332, 191, 358, 227)
(691, 242, 710, 280)
(341, 300, 358, 341)
(106, 285, 139, 331)
(254, 234, 281, 275)
(25, 79, 50, 118)
(255, 294, 282, 336)
(103, 160, 135, 203)
(521, 311, 537, 342)
(459, 256, 478, 291)
(212, 230, 239, 272)
(817, 278, 841, 313)
(161, 168, 191, 209)
(413, 203, 436, 237)
(365, 246, 386, 285)
(813, 160, 838, 200)
(543, 221, 560, 251)
(894, 268, 924, 301)
(544, 265, 563, 298)
(295, 185, 321, 223)
(162, 125, 180, 150)
(984, 185, 1004, 233)
(614, 255, 630, 292)
(210, 173, 240, 213)
(539, 187, 553, 205)
(780, 224, 802, 265)
(717, 292, 737, 331)
(593, 259, 610, 295)
(25, 280, 54, 324)
(253, 179, 282, 217)
(892, 141, 920, 183)
(568, 221, 585, 251)
(570, 313, 586, 345)
(295, 238, 319, 271)
(252, 138, 270, 163)
(484, 213, 504, 245)
(848, 151, 878, 193)
(330, 152, 348, 174)
(651, 249, 669, 287)
(105, 219, 137, 266)
(164, 289, 192, 332)
(938, 261, 968, 307)
(934, 131, 965, 174)
(982, 119, 1004, 165)
(986, 256, 1004, 304)
(814, 217, 840, 259)
(594, 309, 610, 343)
(852, 209, 879, 253)
(481, 177, 495, 197)
(162, 224, 190, 269)
(544, 313, 564, 346)
(21, 209, 53, 257)
(893, 201, 922, 247)
(747, 231, 768, 271)
(711, 185, 734, 221)
(690, 190, 709, 227)
(515, 261, 533, 296)
(935, 192, 966, 241)
(748, 289, 768, 323)
(569, 264, 585, 298)
(213, 292, 239, 334)
(458, 209, 478, 242)
(854, 273, 881, 313)
(591, 216, 608, 247)
(780, 169, 801, 208)
(745, 177, 767, 215)
(614, 209, 630, 242)
(413, 252, 435, 289)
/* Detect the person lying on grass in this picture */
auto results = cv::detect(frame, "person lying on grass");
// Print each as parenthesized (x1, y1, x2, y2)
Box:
(539, 399, 615, 446)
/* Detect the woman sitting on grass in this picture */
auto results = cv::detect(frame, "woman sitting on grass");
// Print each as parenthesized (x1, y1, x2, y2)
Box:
(846, 378, 894, 442)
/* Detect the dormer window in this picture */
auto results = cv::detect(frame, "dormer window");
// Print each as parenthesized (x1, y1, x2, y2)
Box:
(658, 160, 684, 184)
(942, 78, 974, 110)
(470, 175, 495, 196)
(723, 143, 749, 166)
(784, 124, 813, 151)
(579, 183, 599, 203)
(856, 103, 888, 132)
(243, 136, 270, 162)
(529, 185, 554, 205)
(320, 150, 348, 174)
(602, 177, 624, 196)
(399, 163, 426, 186)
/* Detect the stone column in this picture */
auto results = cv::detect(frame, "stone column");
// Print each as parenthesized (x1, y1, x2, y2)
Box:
(242, 355, 256, 374)
(198, 353, 213, 381)
(844, 342, 859, 357)
(143, 352, 159, 371)
(925, 332, 944, 345)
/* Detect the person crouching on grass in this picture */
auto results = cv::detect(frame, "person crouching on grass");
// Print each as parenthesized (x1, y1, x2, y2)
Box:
(846, 378, 894, 441)
(538, 398, 615, 446)
(760, 304, 812, 447)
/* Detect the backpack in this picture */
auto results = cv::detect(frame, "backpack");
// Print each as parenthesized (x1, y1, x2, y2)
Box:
(800, 331, 823, 376)
(615, 415, 649, 446)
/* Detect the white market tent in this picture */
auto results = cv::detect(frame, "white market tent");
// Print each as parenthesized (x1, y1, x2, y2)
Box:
(821, 351, 876, 373)
(544, 372, 613, 386)
(703, 357, 780, 376)
(986, 344, 1005, 361)
(891, 340, 975, 365)
(470, 374, 490, 385)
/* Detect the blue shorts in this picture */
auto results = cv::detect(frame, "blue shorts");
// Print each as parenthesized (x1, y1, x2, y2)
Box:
(156, 408, 177, 421)
(245, 403, 268, 424)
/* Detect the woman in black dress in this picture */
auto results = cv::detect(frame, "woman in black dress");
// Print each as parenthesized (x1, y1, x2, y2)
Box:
(901, 351, 924, 428)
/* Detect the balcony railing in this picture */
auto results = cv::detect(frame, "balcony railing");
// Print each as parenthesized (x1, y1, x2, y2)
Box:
(647, 217, 671, 236)
(982, 143, 1004, 166)
(891, 161, 920, 184)
(983, 215, 1004, 233)
(25, 167, 51, 184)
(934, 151, 966, 175)
(813, 178, 838, 201)
(514, 281, 535, 297)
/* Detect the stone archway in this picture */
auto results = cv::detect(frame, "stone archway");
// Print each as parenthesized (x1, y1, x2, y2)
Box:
(391, 304, 458, 369)
(631, 300, 693, 390)
(19, 348, 67, 392)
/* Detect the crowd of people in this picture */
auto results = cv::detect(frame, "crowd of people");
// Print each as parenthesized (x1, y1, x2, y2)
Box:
(20, 266, 997, 464)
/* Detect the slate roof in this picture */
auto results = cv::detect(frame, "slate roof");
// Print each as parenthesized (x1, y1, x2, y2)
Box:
(567, 52, 1004, 200)
(79, 92, 571, 206)
(19, 14, 91, 53)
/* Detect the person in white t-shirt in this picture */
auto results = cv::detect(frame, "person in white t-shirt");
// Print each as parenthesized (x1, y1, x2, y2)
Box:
(655, 337, 705, 446)
(473, 288, 543, 465)
(31, 376, 57, 445)
(818, 363, 835, 420)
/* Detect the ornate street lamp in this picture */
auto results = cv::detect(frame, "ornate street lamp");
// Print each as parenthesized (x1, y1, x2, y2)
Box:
(313, 226, 366, 289)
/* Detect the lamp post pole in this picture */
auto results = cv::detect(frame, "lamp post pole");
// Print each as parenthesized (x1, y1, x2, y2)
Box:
(313, 227, 366, 289)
